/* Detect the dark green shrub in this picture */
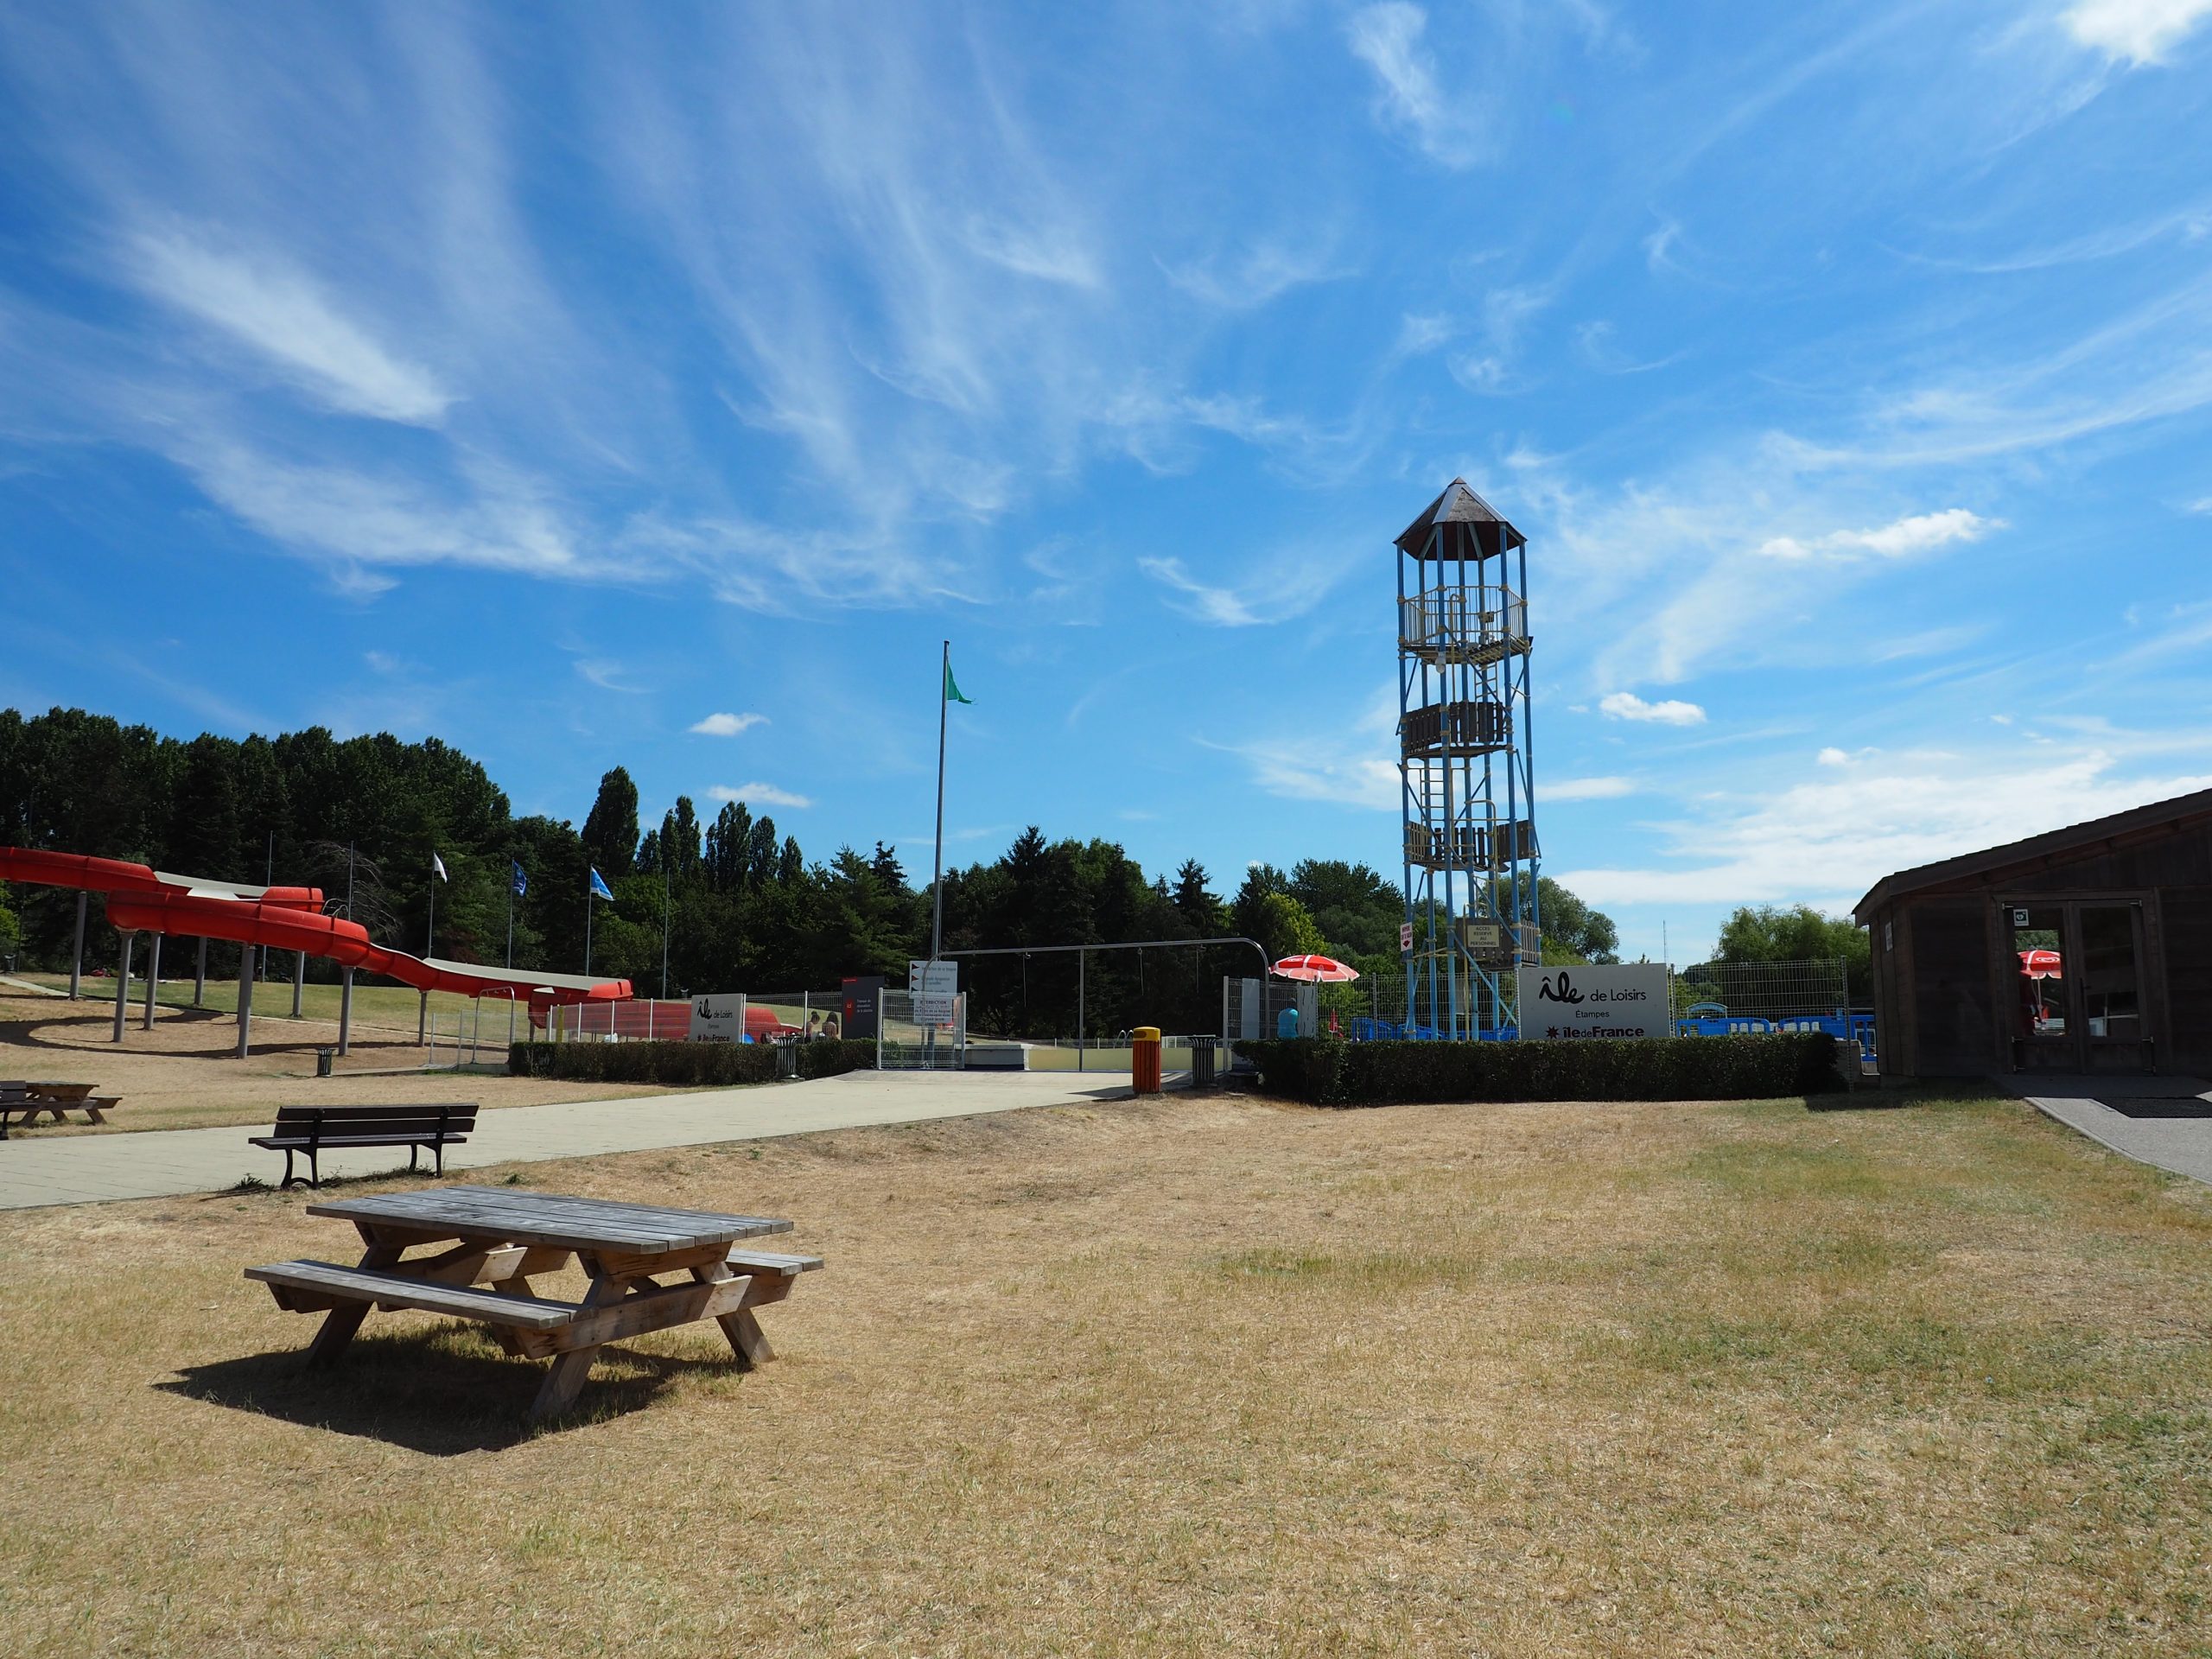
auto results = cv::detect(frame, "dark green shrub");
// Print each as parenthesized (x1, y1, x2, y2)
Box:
(1236, 1034, 1839, 1106)
(506, 1038, 874, 1087)
(796, 1039, 878, 1080)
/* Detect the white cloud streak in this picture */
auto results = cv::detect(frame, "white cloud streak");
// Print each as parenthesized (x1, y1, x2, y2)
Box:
(1558, 745, 2212, 908)
(2061, 0, 2212, 64)
(1599, 691, 1707, 726)
(125, 228, 453, 424)
(690, 711, 768, 736)
(1548, 775, 1637, 801)
(1346, 3, 1484, 168)
(707, 781, 813, 809)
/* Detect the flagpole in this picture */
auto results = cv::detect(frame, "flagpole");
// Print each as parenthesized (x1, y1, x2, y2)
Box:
(506, 871, 514, 969)
(585, 885, 594, 977)
(931, 639, 949, 963)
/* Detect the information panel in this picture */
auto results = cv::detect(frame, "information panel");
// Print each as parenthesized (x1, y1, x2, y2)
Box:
(688, 994, 747, 1043)
(1526, 964, 1670, 1040)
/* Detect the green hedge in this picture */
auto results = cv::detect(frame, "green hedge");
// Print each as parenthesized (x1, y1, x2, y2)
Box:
(506, 1039, 875, 1087)
(1237, 1034, 1840, 1106)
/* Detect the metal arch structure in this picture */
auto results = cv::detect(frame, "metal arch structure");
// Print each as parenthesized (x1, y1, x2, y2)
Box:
(1393, 480, 1541, 1039)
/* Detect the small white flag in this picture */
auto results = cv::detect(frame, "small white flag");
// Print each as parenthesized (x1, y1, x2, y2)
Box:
(432, 853, 448, 881)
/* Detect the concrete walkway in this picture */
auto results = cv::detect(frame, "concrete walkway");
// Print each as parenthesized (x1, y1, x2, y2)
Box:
(0, 1070, 1155, 1211)
(2007, 1073, 2212, 1186)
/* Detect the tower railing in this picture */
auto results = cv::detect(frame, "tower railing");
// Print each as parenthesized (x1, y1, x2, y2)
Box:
(1398, 584, 1528, 662)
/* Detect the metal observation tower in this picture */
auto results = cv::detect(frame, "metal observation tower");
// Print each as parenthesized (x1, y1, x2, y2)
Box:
(1395, 480, 1540, 1039)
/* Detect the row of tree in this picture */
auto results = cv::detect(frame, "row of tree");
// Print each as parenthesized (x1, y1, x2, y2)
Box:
(0, 705, 1863, 1036)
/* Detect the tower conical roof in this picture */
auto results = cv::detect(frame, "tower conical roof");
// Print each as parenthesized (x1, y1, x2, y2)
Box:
(1395, 479, 1526, 560)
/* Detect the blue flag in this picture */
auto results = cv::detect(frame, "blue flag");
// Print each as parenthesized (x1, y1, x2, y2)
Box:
(511, 861, 528, 897)
(588, 867, 613, 901)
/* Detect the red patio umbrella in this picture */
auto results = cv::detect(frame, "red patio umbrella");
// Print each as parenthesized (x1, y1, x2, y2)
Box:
(1272, 953, 1360, 983)
(2018, 948, 2062, 979)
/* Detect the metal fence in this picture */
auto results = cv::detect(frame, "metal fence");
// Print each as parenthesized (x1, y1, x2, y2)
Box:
(1221, 958, 1858, 1045)
(543, 998, 720, 1041)
(876, 987, 968, 1070)
(1671, 959, 1849, 1022)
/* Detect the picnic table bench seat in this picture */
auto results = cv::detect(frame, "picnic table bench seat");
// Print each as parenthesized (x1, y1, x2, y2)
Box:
(249, 1103, 478, 1188)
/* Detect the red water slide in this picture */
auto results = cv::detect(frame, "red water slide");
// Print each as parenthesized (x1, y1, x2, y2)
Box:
(0, 847, 631, 1013)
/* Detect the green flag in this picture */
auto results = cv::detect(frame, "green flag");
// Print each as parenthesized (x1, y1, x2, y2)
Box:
(944, 658, 974, 705)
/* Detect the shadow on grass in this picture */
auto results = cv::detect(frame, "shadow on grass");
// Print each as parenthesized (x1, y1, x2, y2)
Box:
(160, 1323, 736, 1453)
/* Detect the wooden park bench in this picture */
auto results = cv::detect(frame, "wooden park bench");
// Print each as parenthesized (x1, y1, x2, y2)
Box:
(249, 1103, 479, 1190)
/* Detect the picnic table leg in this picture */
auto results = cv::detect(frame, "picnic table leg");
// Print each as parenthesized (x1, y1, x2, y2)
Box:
(530, 1256, 629, 1422)
(305, 1239, 404, 1369)
(691, 1259, 773, 1370)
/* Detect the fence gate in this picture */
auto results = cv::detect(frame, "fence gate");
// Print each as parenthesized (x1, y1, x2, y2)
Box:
(877, 988, 968, 1070)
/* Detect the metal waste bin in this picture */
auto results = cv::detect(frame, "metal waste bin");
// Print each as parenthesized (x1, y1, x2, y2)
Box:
(1191, 1039, 1217, 1088)
(315, 1047, 334, 1078)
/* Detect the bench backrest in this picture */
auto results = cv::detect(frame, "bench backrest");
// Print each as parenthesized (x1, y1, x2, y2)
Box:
(268, 1103, 480, 1136)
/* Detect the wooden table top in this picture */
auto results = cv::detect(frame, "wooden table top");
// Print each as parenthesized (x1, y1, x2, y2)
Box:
(306, 1185, 792, 1255)
(26, 1082, 94, 1099)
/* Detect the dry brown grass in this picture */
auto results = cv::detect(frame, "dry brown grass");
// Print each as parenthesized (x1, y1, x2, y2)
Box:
(2, 1090, 2209, 1656)
(0, 989, 665, 1132)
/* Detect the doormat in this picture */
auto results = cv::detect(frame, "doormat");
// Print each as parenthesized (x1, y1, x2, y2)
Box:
(2099, 1097, 2212, 1118)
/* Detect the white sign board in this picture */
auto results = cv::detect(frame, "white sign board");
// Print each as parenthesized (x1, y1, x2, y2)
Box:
(689, 994, 747, 1043)
(909, 960, 958, 1026)
(1526, 964, 1671, 1040)
(1399, 921, 1414, 954)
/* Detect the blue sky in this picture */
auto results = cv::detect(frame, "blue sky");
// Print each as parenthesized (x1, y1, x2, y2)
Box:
(2, 0, 2209, 963)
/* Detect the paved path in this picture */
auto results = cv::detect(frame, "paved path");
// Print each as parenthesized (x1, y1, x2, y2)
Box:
(2008, 1073, 2212, 1185)
(0, 1070, 1158, 1211)
(0, 975, 64, 997)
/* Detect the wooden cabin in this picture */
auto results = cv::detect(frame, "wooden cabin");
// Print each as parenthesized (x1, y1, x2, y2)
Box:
(1853, 789, 2212, 1079)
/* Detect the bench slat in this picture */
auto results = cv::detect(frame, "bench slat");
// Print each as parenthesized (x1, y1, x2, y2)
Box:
(725, 1249, 825, 1276)
(245, 1260, 579, 1331)
(269, 1104, 478, 1127)
(251, 1133, 461, 1151)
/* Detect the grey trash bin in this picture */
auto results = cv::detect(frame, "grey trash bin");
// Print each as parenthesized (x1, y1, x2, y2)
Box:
(1191, 1039, 1217, 1088)
(315, 1047, 334, 1077)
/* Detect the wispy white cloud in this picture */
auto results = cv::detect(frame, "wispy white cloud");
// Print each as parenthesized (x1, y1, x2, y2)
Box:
(1559, 743, 2212, 908)
(124, 227, 453, 424)
(1548, 775, 1637, 800)
(1159, 238, 1346, 308)
(690, 711, 768, 736)
(1346, 3, 1485, 168)
(1138, 547, 1357, 627)
(1755, 507, 2001, 561)
(2060, 0, 2212, 65)
(1600, 691, 1707, 726)
(575, 658, 645, 694)
(708, 782, 814, 809)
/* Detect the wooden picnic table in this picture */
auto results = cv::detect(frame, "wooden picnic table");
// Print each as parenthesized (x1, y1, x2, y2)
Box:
(247, 1186, 795, 1421)
(18, 1082, 118, 1126)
